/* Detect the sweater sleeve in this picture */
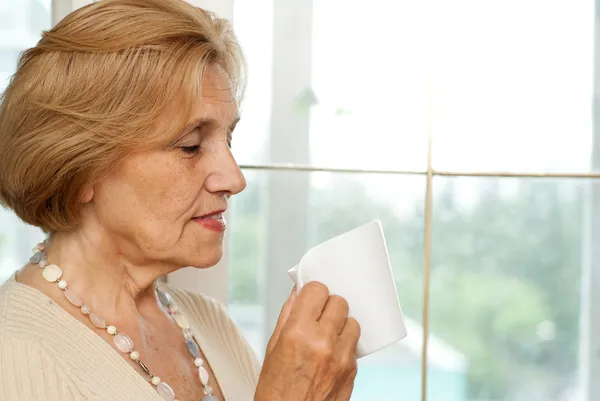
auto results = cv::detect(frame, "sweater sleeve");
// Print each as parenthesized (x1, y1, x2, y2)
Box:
(210, 297, 263, 380)
(0, 334, 98, 401)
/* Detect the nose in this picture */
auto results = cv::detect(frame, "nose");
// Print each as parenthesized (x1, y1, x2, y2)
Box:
(204, 148, 246, 196)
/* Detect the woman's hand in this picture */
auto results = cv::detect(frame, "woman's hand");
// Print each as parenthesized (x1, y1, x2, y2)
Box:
(255, 281, 361, 401)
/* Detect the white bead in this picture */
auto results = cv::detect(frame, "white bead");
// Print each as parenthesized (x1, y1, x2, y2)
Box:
(198, 366, 209, 386)
(42, 264, 63, 283)
(38, 260, 47, 268)
(129, 351, 140, 361)
(57, 280, 68, 290)
(168, 304, 178, 314)
(107, 325, 117, 335)
(151, 376, 161, 386)
(204, 385, 213, 395)
(194, 357, 204, 367)
(80, 304, 90, 315)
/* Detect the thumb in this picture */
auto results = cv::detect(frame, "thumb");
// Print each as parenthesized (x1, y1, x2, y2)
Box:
(266, 286, 297, 354)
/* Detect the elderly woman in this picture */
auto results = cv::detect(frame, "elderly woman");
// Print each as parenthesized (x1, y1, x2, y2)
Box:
(0, 1, 361, 400)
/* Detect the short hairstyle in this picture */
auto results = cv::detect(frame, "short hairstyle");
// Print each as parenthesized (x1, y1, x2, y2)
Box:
(0, 0, 245, 232)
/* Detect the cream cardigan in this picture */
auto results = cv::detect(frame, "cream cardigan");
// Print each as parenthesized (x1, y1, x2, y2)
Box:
(0, 274, 260, 401)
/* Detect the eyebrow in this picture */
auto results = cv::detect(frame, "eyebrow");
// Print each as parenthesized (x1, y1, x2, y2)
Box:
(180, 116, 240, 136)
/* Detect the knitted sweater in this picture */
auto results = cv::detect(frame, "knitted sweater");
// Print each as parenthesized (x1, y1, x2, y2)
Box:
(0, 274, 260, 401)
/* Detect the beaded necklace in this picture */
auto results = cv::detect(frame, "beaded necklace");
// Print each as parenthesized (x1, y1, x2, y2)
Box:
(30, 243, 218, 401)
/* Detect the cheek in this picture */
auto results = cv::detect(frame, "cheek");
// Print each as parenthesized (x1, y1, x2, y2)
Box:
(95, 156, 202, 247)
(134, 157, 199, 216)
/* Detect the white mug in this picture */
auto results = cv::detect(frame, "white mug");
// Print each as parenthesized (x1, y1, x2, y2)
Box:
(287, 220, 407, 358)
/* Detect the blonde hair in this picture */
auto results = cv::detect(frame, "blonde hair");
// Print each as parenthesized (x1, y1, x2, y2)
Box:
(0, 0, 245, 232)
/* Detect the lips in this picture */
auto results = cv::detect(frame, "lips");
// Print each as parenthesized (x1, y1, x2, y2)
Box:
(192, 210, 227, 232)
(197, 212, 223, 220)
(193, 210, 226, 220)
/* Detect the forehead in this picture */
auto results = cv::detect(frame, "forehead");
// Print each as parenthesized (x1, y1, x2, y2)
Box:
(195, 64, 239, 124)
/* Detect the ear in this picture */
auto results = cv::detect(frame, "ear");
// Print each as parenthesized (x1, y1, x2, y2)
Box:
(80, 185, 94, 203)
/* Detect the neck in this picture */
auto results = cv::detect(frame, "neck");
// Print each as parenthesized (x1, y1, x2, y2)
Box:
(42, 226, 170, 317)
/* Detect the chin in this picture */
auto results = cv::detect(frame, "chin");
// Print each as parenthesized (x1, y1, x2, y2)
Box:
(186, 248, 224, 269)
(167, 228, 225, 268)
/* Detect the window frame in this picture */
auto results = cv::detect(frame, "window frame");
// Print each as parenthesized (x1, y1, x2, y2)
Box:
(52, 1, 600, 400)
(579, 3, 600, 399)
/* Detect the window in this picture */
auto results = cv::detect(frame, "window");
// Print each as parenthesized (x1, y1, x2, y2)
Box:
(0, 0, 51, 283)
(1, 1, 598, 400)
(228, 1, 597, 400)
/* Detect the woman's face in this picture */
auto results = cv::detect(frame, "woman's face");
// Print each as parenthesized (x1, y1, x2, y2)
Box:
(88, 66, 246, 269)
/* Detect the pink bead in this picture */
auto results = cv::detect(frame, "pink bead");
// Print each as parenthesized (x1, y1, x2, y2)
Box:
(156, 382, 175, 401)
(114, 333, 134, 353)
(64, 289, 82, 307)
(90, 313, 106, 329)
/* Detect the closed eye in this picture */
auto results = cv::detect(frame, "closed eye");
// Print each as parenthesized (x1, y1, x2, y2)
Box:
(180, 145, 200, 155)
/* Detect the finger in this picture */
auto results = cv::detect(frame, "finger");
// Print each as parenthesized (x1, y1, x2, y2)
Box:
(266, 286, 297, 353)
(319, 295, 349, 335)
(339, 317, 361, 355)
(332, 369, 357, 401)
(289, 281, 330, 323)
(328, 318, 360, 401)
(327, 336, 358, 401)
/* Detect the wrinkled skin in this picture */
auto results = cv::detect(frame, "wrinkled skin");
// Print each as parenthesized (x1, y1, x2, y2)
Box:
(255, 282, 361, 401)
